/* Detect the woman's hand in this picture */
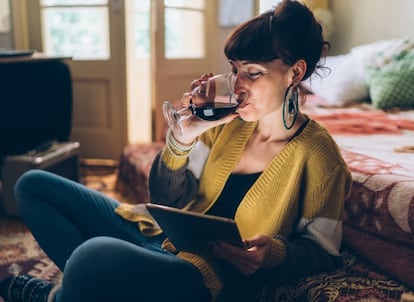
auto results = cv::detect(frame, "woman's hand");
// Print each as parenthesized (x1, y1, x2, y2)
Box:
(172, 74, 239, 145)
(209, 235, 272, 276)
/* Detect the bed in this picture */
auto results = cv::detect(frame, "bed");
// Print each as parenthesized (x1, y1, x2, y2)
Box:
(115, 38, 414, 300)
(301, 99, 414, 290)
(301, 37, 414, 290)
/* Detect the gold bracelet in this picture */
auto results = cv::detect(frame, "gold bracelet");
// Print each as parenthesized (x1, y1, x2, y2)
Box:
(165, 129, 197, 155)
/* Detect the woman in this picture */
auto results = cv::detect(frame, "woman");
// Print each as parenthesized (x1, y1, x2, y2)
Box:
(0, 1, 351, 301)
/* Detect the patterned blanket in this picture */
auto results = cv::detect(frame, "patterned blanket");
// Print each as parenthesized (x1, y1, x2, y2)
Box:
(303, 103, 414, 288)
(341, 148, 414, 288)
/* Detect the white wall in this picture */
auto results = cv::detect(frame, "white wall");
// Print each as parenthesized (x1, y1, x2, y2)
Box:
(330, 0, 414, 55)
(212, 0, 414, 72)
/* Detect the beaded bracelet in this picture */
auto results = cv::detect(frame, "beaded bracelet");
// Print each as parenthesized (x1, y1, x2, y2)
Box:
(165, 128, 197, 156)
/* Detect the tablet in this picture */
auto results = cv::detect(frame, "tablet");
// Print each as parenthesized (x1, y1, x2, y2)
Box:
(146, 203, 244, 253)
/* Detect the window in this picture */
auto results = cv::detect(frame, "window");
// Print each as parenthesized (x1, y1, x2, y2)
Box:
(164, 0, 205, 59)
(40, 0, 110, 60)
(218, 0, 253, 27)
(0, 0, 13, 48)
(259, 0, 281, 13)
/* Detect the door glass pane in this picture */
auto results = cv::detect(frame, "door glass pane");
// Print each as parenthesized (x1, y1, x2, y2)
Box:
(41, 7, 109, 60)
(40, 0, 109, 60)
(0, 0, 13, 49)
(41, 0, 107, 5)
(165, 7, 205, 59)
(165, 0, 204, 9)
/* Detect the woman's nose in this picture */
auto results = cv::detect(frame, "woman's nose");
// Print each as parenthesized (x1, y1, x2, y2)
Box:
(230, 75, 248, 102)
(232, 75, 246, 95)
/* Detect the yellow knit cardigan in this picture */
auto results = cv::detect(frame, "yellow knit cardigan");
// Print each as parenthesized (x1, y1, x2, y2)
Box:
(116, 118, 352, 300)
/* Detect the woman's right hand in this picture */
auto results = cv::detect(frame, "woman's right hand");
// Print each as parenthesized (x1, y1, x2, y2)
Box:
(171, 74, 239, 145)
(209, 235, 272, 276)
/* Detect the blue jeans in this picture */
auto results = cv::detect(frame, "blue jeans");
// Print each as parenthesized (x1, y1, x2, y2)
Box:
(15, 170, 210, 302)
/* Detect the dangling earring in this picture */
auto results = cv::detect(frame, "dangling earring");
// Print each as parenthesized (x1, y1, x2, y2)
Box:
(282, 85, 299, 130)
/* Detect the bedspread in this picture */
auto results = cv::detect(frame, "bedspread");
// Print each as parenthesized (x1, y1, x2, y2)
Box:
(341, 148, 414, 287)
(304, 102, 414, 288)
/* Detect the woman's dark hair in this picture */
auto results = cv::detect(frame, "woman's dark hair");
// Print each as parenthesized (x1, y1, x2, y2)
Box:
(224, 0, 329, 80)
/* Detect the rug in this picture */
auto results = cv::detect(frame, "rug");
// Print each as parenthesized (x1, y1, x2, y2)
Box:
(0, 225, 60, 283)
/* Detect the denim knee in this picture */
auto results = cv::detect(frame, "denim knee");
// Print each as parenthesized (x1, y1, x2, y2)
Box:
(14, 169, 51, 207)
(63, 236, 123, 280)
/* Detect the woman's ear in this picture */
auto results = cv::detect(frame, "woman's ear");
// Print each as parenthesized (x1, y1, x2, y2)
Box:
(292, 59, 307, 85)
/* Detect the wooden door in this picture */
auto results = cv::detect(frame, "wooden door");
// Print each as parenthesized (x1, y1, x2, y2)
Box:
(26, 0, 127, 160)
(151, 0, 219, 141)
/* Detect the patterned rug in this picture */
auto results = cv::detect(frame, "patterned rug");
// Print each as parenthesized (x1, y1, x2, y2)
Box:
(0, 163, 121, 299)
(1, 164, 413, 301)
(0, 225, 61, 283)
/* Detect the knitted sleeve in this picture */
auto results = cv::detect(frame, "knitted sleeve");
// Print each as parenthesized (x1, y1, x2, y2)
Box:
(148, 126, 222, 208)
(263, 161, 351, 281)
(148, 150, 198, 208)
(297, 163, 352, 255)
(264, 130, 352, 276)
(263, 235, 343, 284)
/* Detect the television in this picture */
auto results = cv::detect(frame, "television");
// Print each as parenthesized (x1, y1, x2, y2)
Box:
(0, 58, 73, 157)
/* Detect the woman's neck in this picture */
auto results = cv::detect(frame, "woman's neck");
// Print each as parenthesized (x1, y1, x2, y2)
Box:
(255, 111, 308, 143)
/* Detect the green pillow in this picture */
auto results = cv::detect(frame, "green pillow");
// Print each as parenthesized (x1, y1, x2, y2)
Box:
(366, 51, 414, 109)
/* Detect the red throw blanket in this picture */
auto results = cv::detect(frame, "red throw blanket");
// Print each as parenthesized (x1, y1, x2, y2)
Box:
(303, 94, 414, 135)
(310, 110, 414, 135)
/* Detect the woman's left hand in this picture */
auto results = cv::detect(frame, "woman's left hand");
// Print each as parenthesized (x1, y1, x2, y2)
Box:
(209, 235, 272, 276)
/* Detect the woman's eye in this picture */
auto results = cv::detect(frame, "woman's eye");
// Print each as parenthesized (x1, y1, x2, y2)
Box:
(246, 72, 263, 79)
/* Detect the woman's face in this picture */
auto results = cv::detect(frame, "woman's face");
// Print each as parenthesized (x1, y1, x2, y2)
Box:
(230, 59, 292, 122)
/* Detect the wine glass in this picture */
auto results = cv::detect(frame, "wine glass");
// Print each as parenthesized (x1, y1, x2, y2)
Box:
(163, 73, 246, 136)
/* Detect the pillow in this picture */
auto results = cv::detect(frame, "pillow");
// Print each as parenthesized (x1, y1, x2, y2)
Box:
(350, 37, 414, 69)
(366, 51, 414, 110)
(303, 54, 369, 106)
(302, 38, 414, 107)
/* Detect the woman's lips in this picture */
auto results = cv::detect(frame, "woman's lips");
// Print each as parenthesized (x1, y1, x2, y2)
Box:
(238, 101, 248, 110)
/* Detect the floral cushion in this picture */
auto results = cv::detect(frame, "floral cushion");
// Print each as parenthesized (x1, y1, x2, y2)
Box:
(367, 50, 414, 110)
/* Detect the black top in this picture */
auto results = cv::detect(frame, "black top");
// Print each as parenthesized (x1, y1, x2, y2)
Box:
(206, 118, 308, 219)
(206, 172, 261, 219)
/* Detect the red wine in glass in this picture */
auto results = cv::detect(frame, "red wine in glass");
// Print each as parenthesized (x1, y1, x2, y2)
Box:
(192, 102, 238, 121)
(163, 73, 245, 136)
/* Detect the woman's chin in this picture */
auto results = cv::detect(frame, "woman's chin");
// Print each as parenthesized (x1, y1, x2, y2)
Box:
(237, 113, 254, 122)
(236, 107, 255, 122)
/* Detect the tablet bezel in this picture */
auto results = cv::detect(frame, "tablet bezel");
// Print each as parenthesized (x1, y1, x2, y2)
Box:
(146, 203, 244, 253)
